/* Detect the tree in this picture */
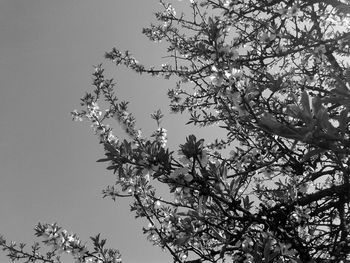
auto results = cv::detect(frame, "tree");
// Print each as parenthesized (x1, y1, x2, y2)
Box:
(2, 0, 350, 262)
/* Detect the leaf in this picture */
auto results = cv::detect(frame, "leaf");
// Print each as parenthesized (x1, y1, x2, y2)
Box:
(259, 113, 283, 131)
(330, 71, 349, 96)
(265, 72, 275, 82)
(97, 158, 111, 163)
(187, 210, 200, 218)
(229, 178, 239, 195)
(338, 107, 349, 132)
(315, 107, 333, 131)
(301, 148, 326, 162)
(312, 97, 323, 115)
(263, 239, 272, 263)
(198, 195, 207, 214)
(243, 196, 253, 210)
(252, 242, 263, 262)
(259, 113, 302, 139)
(300, 91, 312, 120)
(336, 3, 350, 14)
(150, 109, 164, 125)
(104, 143, 119, 155)
(268, 251, 280, 262)
(288, 92, 298, 103)
(174, 235, 190, 246)
(286, 104, 302, 119)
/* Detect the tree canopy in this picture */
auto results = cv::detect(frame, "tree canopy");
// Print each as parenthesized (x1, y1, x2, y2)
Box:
(2, 0, 350, 262)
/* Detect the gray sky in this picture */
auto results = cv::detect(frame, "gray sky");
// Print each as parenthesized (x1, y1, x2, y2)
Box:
(0, 1, 222, 262)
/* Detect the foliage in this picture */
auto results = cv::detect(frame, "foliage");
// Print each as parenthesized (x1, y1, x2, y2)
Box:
(3, 0, 350, 262)
(0, 223, 121, 263)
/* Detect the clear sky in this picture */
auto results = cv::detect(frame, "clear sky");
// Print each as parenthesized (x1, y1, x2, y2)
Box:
(0, 1, 221, 263)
